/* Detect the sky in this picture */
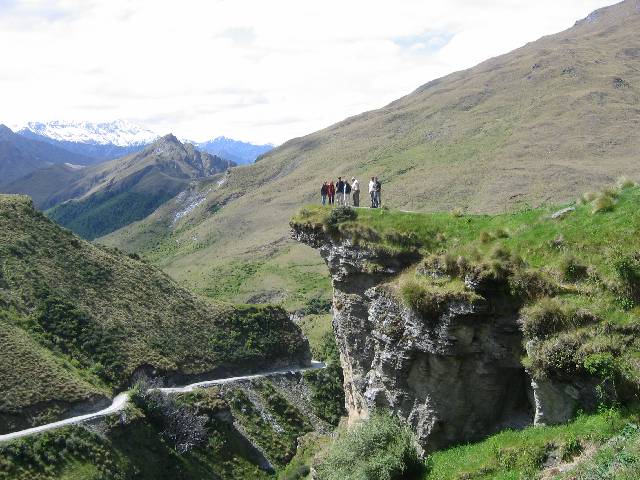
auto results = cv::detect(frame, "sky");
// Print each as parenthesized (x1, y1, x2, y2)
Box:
(0, 0, 617, 144)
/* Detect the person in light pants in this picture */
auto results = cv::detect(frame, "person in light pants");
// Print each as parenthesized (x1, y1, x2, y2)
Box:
(368, 176, 376, 207)
(351, 177, 360, 207)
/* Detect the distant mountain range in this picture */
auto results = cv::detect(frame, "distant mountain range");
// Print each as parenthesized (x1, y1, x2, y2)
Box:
(0, 125, 94, 187)
(189, 136, 274, 165)
(17, 120, 159, 161)
(14, 120, 274, 164)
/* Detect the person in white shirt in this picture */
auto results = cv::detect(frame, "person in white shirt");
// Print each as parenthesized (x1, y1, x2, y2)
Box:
(351, 177, 360, 207)
(368, 177, 376, 208)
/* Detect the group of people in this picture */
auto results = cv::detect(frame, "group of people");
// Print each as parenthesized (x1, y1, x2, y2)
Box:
(320, 176, 382, 208)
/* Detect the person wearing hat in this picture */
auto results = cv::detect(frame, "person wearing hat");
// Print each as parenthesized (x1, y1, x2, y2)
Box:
(351, 177, 360, 207)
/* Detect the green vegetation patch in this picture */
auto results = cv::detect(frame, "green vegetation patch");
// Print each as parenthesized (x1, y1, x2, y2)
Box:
(423, 408, 637, 480)
(315, 412, 424, 480)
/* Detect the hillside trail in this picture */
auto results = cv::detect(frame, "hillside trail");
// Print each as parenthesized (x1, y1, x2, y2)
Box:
(0, 361, 325, 443)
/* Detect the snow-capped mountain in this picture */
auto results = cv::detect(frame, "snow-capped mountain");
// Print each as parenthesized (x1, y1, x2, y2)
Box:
(17, 120, 159, 147)
(187, 136, 274, 165)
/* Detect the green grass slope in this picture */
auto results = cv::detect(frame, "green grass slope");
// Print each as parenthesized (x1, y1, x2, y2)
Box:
(102, 0, 640, 307)
(0, 194, 309, 433)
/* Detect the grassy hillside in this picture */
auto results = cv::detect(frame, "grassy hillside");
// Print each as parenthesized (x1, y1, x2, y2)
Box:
(102, 0, 640, 308)
(43, 135, 235, 240)
(0, 194, 309, 433)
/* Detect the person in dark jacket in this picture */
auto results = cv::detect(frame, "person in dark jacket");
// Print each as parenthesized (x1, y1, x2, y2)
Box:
(374, 177, 382, 208)
(328, 181, 336, 205)
(336, 177, 345, 205)
(321, 182, 328, 205)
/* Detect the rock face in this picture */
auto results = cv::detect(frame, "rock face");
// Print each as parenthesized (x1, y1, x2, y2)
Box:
(292, 224, 532, 452)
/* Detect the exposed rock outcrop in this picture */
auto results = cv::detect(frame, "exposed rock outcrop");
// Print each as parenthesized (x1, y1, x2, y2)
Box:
(292, 223, 605, 452)
(293, 224, 530, 452)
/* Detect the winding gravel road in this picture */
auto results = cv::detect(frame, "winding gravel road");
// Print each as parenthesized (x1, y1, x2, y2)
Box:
(0, 361, 325, 443)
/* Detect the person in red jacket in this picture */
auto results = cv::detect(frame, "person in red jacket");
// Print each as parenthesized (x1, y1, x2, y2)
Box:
(328, 181, 336, 205)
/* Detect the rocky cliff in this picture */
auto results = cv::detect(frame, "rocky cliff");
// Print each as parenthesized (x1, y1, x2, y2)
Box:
(292, 222, 606, 452)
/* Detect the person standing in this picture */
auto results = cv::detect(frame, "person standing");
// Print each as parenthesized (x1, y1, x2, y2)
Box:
(369, 176, 376, 207)
(336, 177, 345, 205)
(351, 177, 360, 207)
(321, 182, 328, 205)
(344, 180, 351, 206)
(375, 177, 382, 208)
(328, 180, 335, 205)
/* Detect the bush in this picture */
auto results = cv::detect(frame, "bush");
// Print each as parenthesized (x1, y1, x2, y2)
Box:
(479, 231, 494, 244)
(520, 298, 568, 339)
(326, 206, 357, 228)
(526, 331, 586, 378)
(315, 413, 423, 480)
(509, 269, 559, 300)
(559, 255, 588, 282)
(610, 252, 640, 302)
(579, 191, 598, 204)
(400, 279, 469, 319)
(520, 298, 595, 339)
(617, 176, 637, 189)
(593, 194, 616, 214)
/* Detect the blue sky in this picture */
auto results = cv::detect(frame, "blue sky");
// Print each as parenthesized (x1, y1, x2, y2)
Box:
(0, 0, 618, 144)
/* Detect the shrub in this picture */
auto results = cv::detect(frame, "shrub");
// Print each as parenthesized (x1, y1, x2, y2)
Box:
(520, 298, 568, 339)
(526, 331, 587, 378)
(509, 269, 558, 300)
(521, 299, 597, 340)
(617, 176, 637, 189)
(479, 231, 494, 244)
(561, 435, 583, 461)
(592, 193, 616, 214)
(579, 191, 598, 204)
(494, 228, 510, 239)
(583, 352, 617, 380)
(610, 252, 640, 303)
(326, 206, 357, 227)
(315, 413, 423, 480)
(400, 278, 470, 319)
(559, 254, 588, 282)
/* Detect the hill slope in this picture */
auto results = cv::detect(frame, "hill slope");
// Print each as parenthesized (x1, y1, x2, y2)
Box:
(0, 195, 309, 433)
(43, 134, 236, 239)
(0, 125, 93, 187)
(103, 0, 640, 306)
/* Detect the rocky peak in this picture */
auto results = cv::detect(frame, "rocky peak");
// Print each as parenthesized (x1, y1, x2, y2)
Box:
(0, 124, 15, 140)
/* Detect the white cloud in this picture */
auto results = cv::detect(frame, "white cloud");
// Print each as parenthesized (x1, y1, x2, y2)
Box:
(0, 0, 617, 144)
